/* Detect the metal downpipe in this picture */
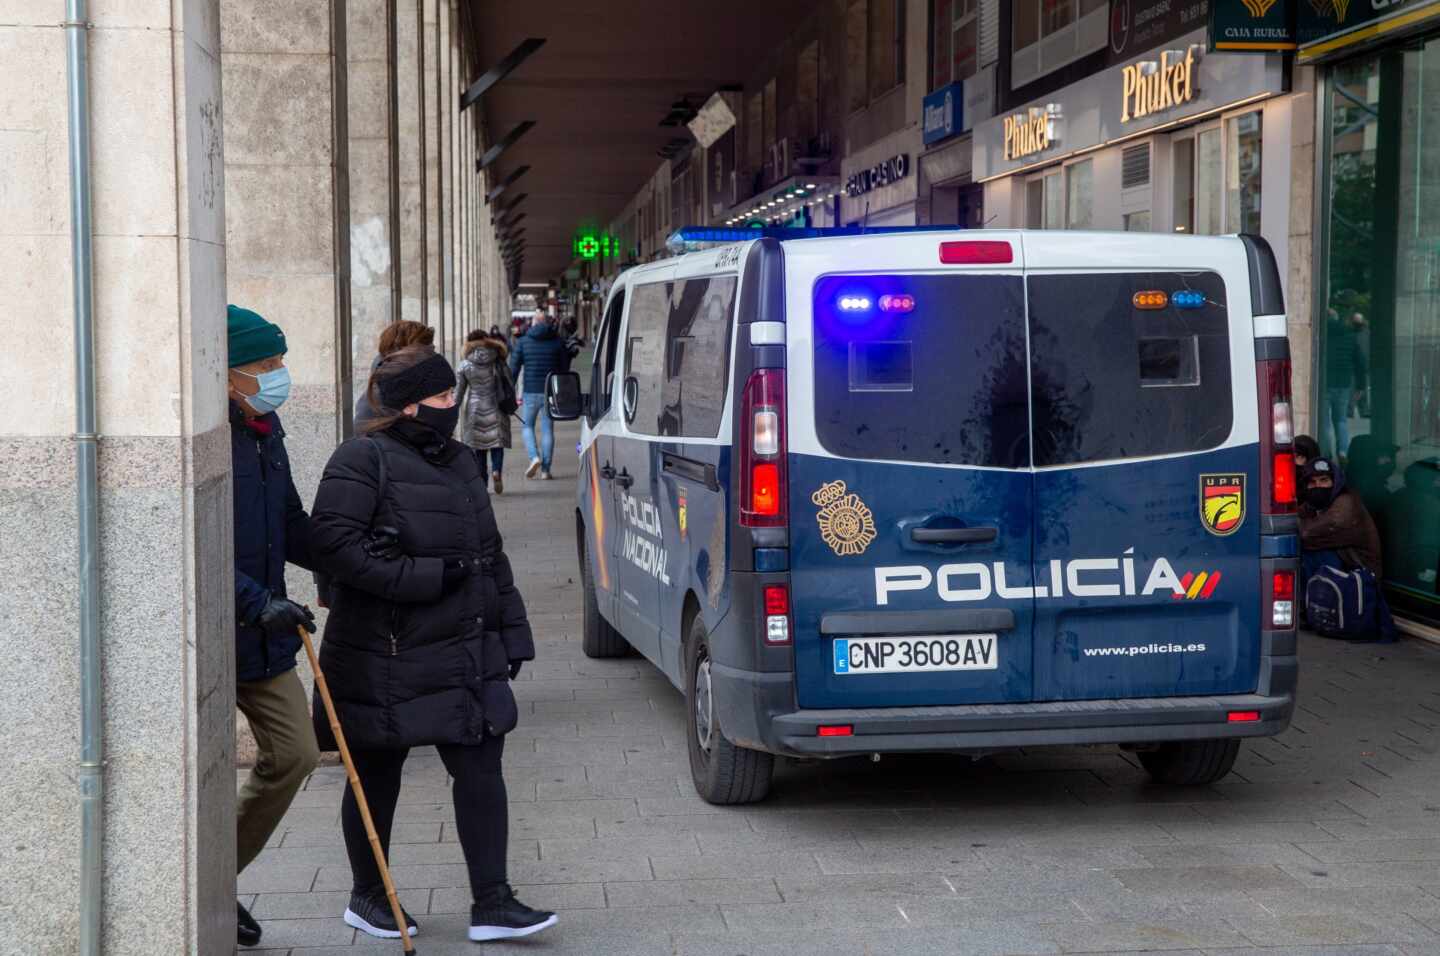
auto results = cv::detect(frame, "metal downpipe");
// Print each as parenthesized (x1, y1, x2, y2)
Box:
(63, 1, 103, 953)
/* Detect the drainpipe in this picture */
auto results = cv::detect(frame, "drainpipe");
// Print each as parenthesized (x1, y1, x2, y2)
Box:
(64, 2, 103, 954)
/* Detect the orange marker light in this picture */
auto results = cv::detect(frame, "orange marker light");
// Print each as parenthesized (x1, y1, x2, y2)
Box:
(1133, 290, 1169, 310)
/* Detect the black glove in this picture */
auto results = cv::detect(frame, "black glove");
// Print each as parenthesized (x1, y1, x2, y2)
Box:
(366, 525, 403, 560)
(508, 661, 523, 680)
(441, 557, 475, 591)
(256, 597, 316, 635)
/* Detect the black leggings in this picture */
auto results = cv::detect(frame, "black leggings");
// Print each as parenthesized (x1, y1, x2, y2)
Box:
(342, 736, 507, 902)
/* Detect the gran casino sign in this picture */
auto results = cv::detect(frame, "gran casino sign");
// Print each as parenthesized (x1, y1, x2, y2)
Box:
(845, 154, 910, 198)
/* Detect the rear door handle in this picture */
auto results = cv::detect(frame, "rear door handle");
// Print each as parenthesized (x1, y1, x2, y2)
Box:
(615, 468, 635, 489)
(911, 526, 998, 544)
(599, 462, 617, 480)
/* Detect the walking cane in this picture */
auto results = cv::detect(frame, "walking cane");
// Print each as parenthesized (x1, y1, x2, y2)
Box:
(297, 625, 416, 954)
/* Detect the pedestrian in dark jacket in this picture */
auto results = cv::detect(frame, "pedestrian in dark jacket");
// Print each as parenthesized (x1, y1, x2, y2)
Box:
(309, 346, 556, 944)
(509, 313, 567, 479)
(226, 304, 321, 949)
(456, 330, 513, 493)
(353, 320, 434, 427)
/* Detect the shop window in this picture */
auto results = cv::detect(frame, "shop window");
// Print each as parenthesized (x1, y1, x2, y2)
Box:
(868, 0, 904, 102)
(1065, 159, 1093, 229)
(1124, 211, 1151, 232)
(1172, 138, 1195, 233)
(1029, 270, 1232, 466)
(846, 0, 868, 112)
(1011, 0, 1107, 90)
(1196, 127, 1223, 235)
(1026, 171, 1062, 229)
(1226, 111, 1263, 235)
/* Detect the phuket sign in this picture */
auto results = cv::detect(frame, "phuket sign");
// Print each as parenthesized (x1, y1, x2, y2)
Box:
(1002, 106, 1059, 161)
(1121, 47, 1199, 122)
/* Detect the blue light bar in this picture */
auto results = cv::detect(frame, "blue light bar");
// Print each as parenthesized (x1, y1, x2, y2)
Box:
(1173, 290, 1206, 309)
(666, 224, 958, 254)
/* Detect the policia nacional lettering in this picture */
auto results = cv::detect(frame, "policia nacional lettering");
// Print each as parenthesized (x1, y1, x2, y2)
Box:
(875, 551, 1191, 606)
(620, 492, 671, 585)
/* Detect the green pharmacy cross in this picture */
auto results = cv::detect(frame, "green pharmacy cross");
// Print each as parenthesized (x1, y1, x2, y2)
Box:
(574, 231, 619, 261)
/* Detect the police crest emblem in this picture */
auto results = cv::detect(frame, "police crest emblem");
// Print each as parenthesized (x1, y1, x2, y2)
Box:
(1199, 473, 1246, 536)
(812, 480, 877, 557)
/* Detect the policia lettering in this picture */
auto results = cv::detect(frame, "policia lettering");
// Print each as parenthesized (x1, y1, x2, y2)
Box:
(875, 551, 1190, 606)
(620, 492, 671, 585)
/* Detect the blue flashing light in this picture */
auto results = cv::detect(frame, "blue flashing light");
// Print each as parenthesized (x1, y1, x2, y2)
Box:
(666, 223, 957, 254)
(1173, 290, 1206, 309)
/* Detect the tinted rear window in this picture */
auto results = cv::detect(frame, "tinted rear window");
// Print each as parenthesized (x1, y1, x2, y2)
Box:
(812, 274, 1029, 468)
(1028, 271, 1232, 467)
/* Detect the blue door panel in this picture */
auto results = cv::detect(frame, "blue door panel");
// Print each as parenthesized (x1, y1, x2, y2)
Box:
(788, 453, 1035, 709)
(1031, 444, 1263, 701)
(655, 442, 733, 686)
(612, 433, 662, 665)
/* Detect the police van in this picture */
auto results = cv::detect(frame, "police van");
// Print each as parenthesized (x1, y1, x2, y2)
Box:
(545, 228, 1299, 805)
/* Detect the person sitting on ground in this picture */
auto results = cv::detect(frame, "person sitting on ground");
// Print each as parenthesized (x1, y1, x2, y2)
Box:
(1294, 434, 1321, 470)
(1299, 457, 1395, 641)
(354, 320, 435, 426)
(456, 328, 514, 493)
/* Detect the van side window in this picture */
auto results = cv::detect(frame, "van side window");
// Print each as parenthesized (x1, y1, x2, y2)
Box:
(623, 283, 669, 434)
(588, 290, 626, 423)
(811, 274, 1030, 468)
(661, 276, 737, 438)
(1028, 271, 1232, 467)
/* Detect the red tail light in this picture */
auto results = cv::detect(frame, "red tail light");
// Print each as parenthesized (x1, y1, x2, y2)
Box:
(939, 240, 1013, 265)
(1257, 358, 1295, 516)
(763, 584, 790, 645)
(740, 369, 787, 527)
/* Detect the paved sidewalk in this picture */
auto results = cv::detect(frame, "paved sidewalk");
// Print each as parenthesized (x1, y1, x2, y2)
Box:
(242, 420, 1440, 955)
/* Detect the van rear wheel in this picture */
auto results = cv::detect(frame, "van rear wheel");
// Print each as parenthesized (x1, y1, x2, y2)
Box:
(1139, 739, 1240, 785)
(581, 541, 629, 659)
(685, 617, 774, 805)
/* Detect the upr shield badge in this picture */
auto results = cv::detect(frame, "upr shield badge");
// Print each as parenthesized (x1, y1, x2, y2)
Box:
(1199, 473, 1246, 536)
(812, 480, 877, 557)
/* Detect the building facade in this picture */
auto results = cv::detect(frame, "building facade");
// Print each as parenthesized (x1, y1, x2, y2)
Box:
(1301, 0, 1440, 628)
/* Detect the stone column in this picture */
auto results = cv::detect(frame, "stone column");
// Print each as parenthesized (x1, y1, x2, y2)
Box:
(347, 0, 396, 394)
(1288, 66, 1318, 438)
(0, 1, 234, 952)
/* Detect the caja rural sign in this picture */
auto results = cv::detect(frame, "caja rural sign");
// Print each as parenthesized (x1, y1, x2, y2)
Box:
(1210, 0, 1298, 51)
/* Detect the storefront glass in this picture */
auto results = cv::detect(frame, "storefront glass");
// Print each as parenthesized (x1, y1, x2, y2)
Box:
(1318, 37, 1440, 617)
(1066, 159, 1094, 227)
(1226, 112, 1263, 234)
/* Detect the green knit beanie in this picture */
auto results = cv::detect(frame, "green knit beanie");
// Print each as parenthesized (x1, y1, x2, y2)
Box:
(227, 305, 288, 368)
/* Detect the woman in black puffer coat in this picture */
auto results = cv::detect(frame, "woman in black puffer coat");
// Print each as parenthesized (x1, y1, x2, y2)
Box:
(310, 345, 556, 944)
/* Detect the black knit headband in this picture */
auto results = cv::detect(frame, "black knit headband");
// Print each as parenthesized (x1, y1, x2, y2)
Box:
(377, 352, 455, 410)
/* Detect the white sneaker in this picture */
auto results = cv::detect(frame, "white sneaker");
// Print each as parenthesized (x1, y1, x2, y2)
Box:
(525, 458, 542, 478)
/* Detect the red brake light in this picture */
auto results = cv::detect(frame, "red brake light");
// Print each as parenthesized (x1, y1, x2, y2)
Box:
(817, 725, 853, 737)
(1273, 571, 1295, 601)
(763, 584, 789, 616)
(1228, 711, 1261, 723)
(939, 240, 1013, 265)
(1273, 452, 1296, 505)
(740, 369, 787, 528)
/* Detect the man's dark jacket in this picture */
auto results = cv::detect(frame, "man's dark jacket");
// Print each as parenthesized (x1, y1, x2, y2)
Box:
(508, 322, 568, 395)
(232, 401, 314, 682)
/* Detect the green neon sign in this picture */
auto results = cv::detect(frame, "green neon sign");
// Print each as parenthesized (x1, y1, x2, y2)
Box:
(574, 230, 620, 261)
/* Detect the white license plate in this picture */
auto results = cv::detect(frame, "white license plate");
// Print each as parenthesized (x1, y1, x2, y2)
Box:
(833, 635, 998, 675)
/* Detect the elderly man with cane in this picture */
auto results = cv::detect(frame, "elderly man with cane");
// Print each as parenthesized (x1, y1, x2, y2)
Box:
(226, 305, 321, 947)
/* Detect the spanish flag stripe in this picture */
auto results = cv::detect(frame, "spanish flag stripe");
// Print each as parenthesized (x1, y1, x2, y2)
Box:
(1186, 572, 1209, 600)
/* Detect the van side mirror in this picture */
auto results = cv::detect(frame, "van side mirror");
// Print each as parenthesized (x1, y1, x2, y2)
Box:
(545, 371, 584, 421)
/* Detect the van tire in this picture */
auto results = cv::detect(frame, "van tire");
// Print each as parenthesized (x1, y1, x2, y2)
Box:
(1138, 739, 1240, 785)
(684, 617, 774, 805)
(581, 542, 629, 659)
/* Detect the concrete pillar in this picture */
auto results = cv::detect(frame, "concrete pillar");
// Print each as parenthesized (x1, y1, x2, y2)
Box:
(0, 2, 234, 952)
(347, 0, 396, 393)
(1288, 66, 1319, 438)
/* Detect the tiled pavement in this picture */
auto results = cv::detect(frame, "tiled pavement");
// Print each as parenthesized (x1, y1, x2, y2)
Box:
(242, 420, 1440, 955)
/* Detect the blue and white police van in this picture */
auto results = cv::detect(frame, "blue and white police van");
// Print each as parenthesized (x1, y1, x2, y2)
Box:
(545, 228, 1300, 805)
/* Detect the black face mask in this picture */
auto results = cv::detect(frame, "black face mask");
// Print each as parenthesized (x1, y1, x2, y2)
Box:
(413, 402, 460, 438)
(1303, 485, 1333, 510)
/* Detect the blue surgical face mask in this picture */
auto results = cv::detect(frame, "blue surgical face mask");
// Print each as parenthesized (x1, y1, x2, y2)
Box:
(235, 365, 291, 414)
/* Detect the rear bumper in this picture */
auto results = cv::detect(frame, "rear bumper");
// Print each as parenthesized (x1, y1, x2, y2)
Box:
(711, 662, 1296, 757)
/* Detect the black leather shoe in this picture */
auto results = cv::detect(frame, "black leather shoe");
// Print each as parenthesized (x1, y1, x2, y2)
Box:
(237, 902, 261, 947)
